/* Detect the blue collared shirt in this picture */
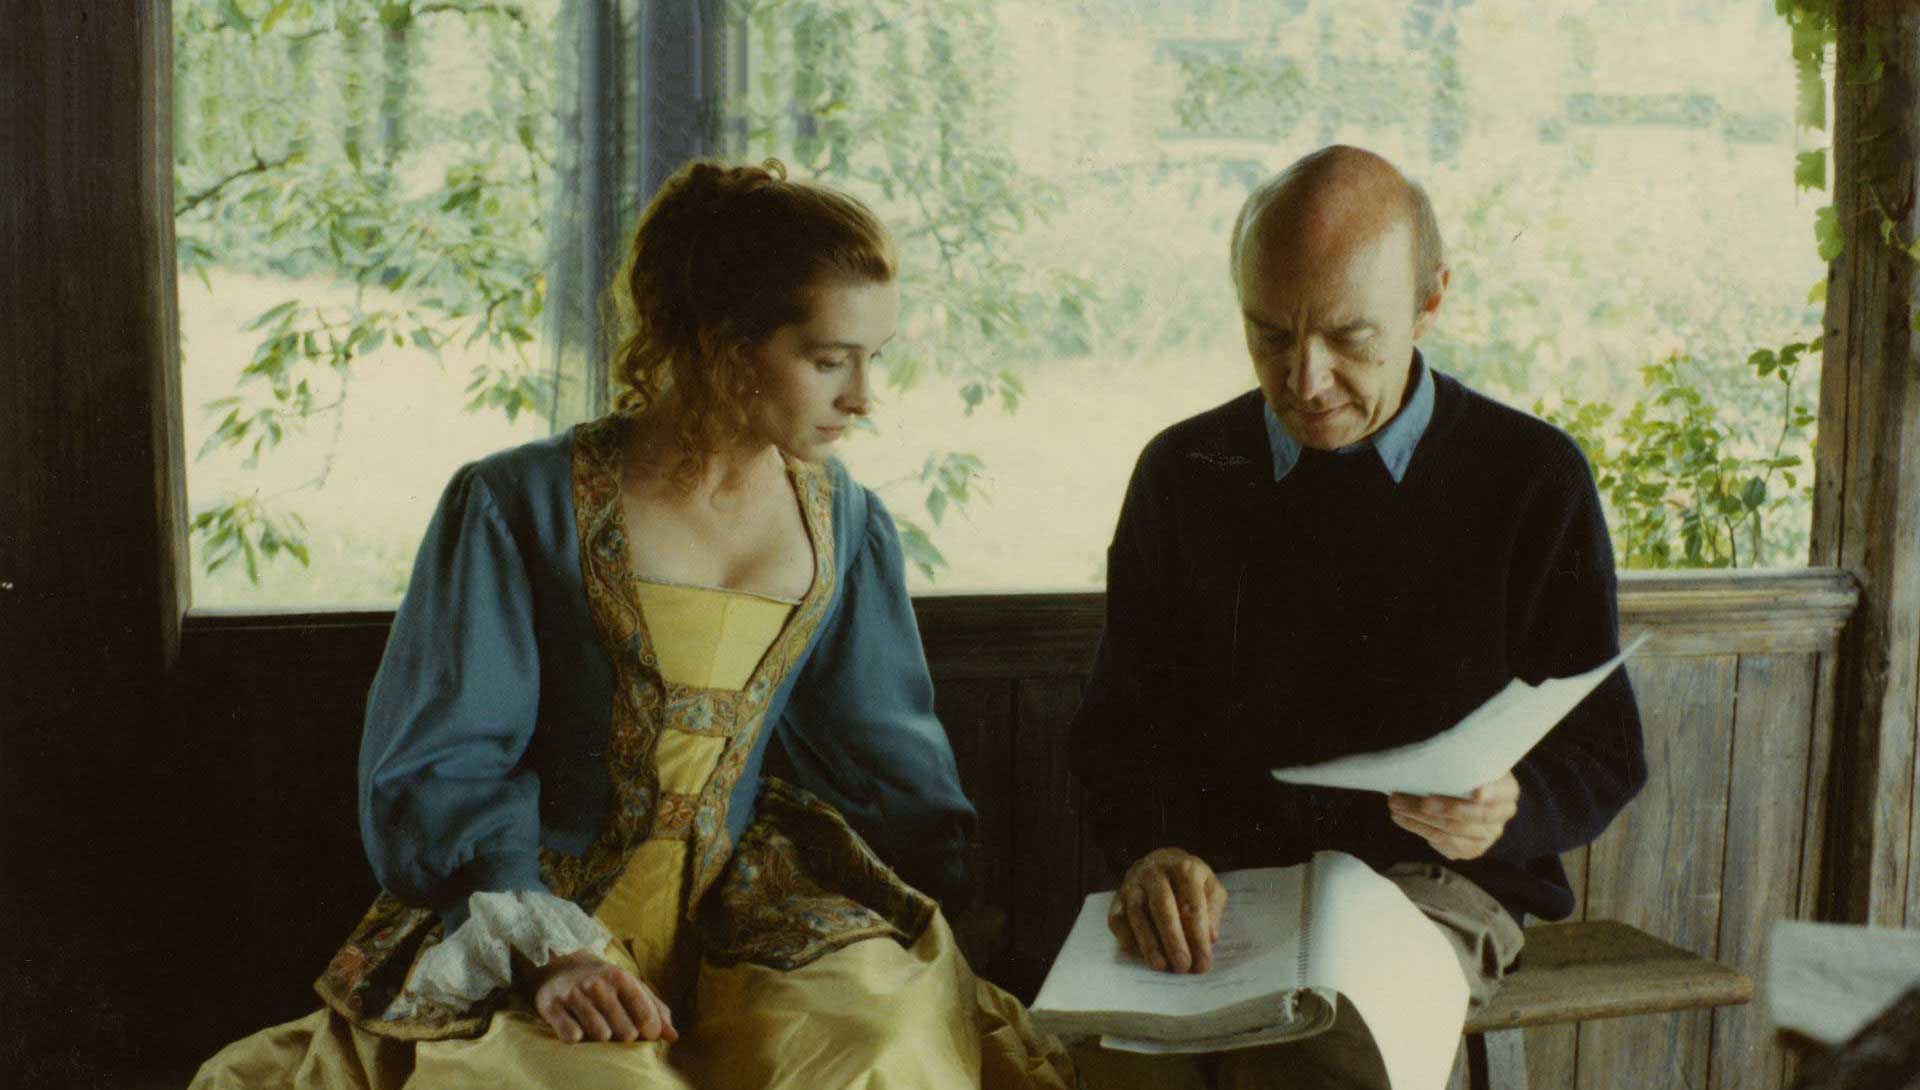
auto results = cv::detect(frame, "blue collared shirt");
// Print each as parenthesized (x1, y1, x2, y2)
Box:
(1263, 351, 1436, 483)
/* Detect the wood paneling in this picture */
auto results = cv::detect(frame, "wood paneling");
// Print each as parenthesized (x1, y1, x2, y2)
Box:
(2, 3, 189, 1084)
(1809, 2, 1920, 929)
(156, 569, 1858, 1086)
(1712, 655, 1820, 1090)
(1578, 656, 1738, 1090)
(1010, 677, 1091, 1001)
(935, 679, 1016, 978)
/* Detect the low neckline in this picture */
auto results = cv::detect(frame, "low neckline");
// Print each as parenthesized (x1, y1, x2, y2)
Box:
(612, 443, 827, 695)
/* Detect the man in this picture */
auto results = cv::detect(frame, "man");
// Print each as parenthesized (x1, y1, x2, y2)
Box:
(1068, 145, 1646, 1086)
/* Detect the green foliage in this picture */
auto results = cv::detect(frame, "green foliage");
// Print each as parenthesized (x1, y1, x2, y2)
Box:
(1540, 341, 1817, 569)
(190, 497, 312, 583)
(174, 0, 554, 583)
(729, 0, 1096, 576)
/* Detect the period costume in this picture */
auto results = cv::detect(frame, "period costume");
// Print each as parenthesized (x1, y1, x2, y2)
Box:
(1068, 356, 1644, 1087)
(192, 413, 1073, 1089)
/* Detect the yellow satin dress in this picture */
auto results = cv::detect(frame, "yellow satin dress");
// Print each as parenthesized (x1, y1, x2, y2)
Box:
(192, 579, 1074, 1090)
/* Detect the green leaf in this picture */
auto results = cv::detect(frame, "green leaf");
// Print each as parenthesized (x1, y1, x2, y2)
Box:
(1796, 67, 1827, 131)
(1741, 477, 1767, 510)
(1794, 149, 1827, 192)
(245, 299, 300, 331)
(1808, 279, 1827, 305)
(218, 0, 254, 32)
(926, 488, 948, 526)
(1815, 204, 1843, 262)
(258, 0, 293, 33)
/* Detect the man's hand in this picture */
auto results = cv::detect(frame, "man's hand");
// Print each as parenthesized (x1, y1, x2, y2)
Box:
(1388, 772, 1521, 860)
(518, 949, 678, 1044)
(1108, 847, 1228, 974)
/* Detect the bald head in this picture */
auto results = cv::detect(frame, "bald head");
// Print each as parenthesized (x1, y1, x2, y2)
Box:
(1230, 145, 1444, 308)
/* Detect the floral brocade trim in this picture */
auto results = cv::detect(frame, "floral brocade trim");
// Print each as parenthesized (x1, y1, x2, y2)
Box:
(312, 891, 496, 1041)
(697, 778, 937, 971)
(651, 792, 701, 839)
(560, 414, 839, 920)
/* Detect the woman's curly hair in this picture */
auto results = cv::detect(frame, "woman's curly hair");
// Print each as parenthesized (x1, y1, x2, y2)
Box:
(610, 159, 896, 488)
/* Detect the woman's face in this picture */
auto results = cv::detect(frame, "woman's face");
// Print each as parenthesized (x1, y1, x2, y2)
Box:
(746, 276, 898, 462)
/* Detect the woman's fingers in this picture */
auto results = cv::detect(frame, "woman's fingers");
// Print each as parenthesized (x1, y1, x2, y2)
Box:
(536, 991, 585, 1043)
(586, 976, 638, 1042)
(613, 971, 677, 1042)
(561, 988, 614, 1042)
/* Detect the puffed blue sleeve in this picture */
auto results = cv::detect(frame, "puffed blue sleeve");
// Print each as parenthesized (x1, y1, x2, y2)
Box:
(772, 490, 978, 912)
(359, 463, 548, 927)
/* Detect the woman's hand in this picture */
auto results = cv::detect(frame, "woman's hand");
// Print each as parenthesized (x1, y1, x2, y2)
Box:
(517, 949, 679, 1044)
(1107, 846, 1229, 974)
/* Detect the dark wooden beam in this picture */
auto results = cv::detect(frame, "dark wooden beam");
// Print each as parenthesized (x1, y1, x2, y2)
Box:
(1810, 0, 1920, 928)
(0, 2, 188, 1082)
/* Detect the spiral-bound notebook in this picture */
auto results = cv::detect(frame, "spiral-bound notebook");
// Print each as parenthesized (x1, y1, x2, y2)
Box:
(1031, 851, 1468, 1090)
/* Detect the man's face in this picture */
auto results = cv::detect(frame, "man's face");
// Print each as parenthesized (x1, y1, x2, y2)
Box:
(1238, 215, 1443, 451)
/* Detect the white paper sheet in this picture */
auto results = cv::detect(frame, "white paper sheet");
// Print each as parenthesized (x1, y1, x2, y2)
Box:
(1271, 634, 1651, 797)
(1306, 852, 1468, 1090)
(1768, 920, 1920, 1045)
(1032, 867, 1313, 1039)
(1031, 853, 1469, 1090)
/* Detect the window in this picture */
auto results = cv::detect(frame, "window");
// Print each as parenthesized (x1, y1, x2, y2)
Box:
(174, 0, 1825, 609)
(729, 0, 1824, 585)
(174, 0, 570, 608)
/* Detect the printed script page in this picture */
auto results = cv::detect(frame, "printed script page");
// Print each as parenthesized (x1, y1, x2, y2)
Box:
(1031, 866, 1307, 1036)
(1271, 634, 1651, 797)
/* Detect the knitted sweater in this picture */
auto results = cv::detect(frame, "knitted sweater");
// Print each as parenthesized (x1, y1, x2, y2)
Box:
(1069, 373, 1647, 922)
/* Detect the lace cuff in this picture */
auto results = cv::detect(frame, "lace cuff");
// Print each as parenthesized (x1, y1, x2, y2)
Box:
(405, 890, 612, 1010)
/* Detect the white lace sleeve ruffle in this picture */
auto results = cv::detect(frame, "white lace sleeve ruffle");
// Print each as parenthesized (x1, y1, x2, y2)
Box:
(404, 889, 613, 1011)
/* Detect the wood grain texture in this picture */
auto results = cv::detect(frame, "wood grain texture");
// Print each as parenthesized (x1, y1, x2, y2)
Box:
(2, 3, 189, 1083)
(1808, 2, 1920, 930)
(933, 679, 1016, 979)
(1468, 921, 1752, 1034)
(1010, 677, 1092, 1002)
(1526, 846, 1591, 1088)
(1578, 656, 1739, 1090)
(1711, 655, 1819, 1090)
(1801, 652, 1842, 924)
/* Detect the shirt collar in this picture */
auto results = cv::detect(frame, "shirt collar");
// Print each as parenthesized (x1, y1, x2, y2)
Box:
(1263, 351, 1435, 484)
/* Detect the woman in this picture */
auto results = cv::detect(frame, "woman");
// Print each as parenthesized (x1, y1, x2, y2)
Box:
(192, 160, 1075, 1089)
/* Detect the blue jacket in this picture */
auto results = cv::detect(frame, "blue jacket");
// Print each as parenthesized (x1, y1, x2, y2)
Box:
(357, 424, 976, 929)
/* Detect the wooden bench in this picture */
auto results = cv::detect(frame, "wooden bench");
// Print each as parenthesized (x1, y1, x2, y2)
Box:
(1453, 920, 1754, 1090)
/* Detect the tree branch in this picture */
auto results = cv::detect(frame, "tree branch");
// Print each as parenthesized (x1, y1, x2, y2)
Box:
(175, 151, 298, 216)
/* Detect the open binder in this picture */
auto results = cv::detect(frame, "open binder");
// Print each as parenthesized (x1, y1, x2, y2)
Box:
(1031, 851, 1468, 1090)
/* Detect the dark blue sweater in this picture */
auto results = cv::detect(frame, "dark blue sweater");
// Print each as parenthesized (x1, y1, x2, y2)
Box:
(1069, 373, 1647, 923)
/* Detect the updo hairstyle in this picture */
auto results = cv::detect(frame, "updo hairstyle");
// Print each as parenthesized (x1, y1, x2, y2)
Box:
(611, 159, 896, 485)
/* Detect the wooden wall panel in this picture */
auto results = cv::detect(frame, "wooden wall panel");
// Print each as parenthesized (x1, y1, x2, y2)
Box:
(1710, 654, 1819, 1090)
(1010, 677, 1093, 1002)
(1578, 656, 1739, 1090)
(933, 679, 1016, 980)
(1526, 845, 1590, 1089)
(152, 568, 1856, 1085)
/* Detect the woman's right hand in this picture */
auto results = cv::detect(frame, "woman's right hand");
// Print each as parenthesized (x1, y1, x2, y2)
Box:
(518, 949, 679, 1044)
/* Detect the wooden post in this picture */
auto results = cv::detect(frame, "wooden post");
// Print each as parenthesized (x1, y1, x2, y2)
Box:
(1810, 0, 1920, 928)
(0, 0, 187, 1079)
